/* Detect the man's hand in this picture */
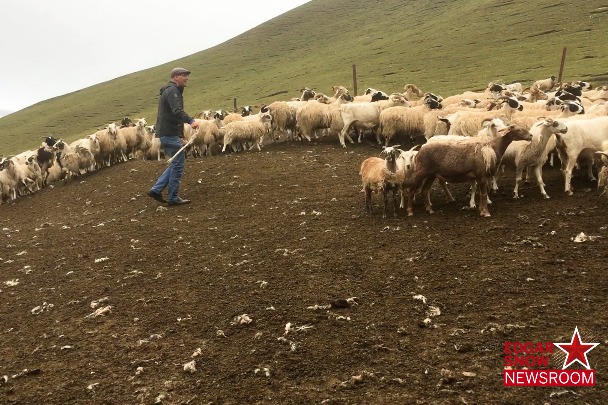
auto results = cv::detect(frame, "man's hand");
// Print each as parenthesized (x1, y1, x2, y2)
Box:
(190, 120, 200, 129)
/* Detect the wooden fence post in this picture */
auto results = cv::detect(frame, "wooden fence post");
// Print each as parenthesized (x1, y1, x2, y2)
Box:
(233, 98, 237, 112)
(558, 47, 567, 84)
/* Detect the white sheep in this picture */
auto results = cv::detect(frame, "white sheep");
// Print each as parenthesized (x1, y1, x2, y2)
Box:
(339, 94, 408, 148)
(94, 122, 119, 168)
(296, 95, 352, 143)
(359, 146, 404, 217)
(378, 96, 443, 146)
(54, 140, 96, 179)
(70, 134, 100, 166)
(445, 97, 523, 136)
(117, 118, 147, 158)
(554, 116, 608, 195)
(191, 115, 222, 156)
(406, 125, 532, 217)
(0, 156, 37, 201)
(403, 84, 425, 100)
(423, 104, 475, 140)
(533, 76, 557, 92)
(222, 112, 273, 153)
(500, 118, 568, 199)
(265, 100, 303, 141)
(583, 86, 608, 102)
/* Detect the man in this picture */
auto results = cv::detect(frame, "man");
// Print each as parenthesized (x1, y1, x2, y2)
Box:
(147, 67, 199, 206)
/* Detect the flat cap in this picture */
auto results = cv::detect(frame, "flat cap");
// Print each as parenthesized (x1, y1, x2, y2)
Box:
(170, 67, 191, 78)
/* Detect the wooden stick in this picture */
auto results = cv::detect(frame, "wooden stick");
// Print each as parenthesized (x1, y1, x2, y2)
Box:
(166, 138, 194, 164)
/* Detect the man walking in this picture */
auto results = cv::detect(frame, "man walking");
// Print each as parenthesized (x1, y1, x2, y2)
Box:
(147, 67, 199, 206)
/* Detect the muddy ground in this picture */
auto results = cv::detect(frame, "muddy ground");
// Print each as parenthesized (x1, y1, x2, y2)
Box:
(0, 136, 607, 404)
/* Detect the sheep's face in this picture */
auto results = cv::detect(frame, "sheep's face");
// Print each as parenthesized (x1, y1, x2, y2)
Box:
(137, 118, 147, 127)
(107, 123, 118, 135)
(241, 106, 254, 116)
(371, 92, 390, 102)
(482, 118, 507, 137)
(300, 88, 316, 100)
(499, 126, 532, 142)
(559, 101, 584, 115)
(381, 146, 401, 166)
(88, 134, 100, 148)
(43, 136, 57, 147)
(424, 97, 442, 110)
(315, 94, 330, 104)
(332, 86, 348, 96)
(404, 84, 423, 97)
(260, 112, 272, 124)
(398, 151, 417, 171)
(53, 140, 67, 152)
(543, 119, 568, 134)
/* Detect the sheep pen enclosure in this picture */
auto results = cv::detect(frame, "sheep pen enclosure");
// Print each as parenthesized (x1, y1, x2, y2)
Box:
(1, 137, 607, 404)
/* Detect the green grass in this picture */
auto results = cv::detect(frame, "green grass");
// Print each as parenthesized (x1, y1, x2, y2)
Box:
(1, 0, 607, 156)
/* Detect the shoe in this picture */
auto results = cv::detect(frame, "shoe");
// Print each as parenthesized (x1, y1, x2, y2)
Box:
(167, 197, 191, 206)
(147, 190, 166, 203)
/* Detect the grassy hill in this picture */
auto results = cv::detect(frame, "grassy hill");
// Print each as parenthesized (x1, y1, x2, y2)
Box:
(1, 0, 607, 156)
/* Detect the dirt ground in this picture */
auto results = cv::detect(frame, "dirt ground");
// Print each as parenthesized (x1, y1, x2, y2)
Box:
(1, 136, 607, 405)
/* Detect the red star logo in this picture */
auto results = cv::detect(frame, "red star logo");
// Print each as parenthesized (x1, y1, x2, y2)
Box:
(554, 327, 599, 370)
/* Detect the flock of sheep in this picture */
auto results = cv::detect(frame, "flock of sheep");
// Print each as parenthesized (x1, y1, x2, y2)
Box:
(1, 76, 608, 215)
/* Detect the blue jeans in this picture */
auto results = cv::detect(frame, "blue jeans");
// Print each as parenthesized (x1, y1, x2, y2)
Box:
(150, 136, 185, 201)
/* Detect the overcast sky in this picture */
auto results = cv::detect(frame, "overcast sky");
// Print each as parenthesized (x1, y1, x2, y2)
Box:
(0, 0, 311, 114)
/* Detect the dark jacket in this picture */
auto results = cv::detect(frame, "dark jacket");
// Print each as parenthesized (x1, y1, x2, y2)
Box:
(155, 81, 194, 138)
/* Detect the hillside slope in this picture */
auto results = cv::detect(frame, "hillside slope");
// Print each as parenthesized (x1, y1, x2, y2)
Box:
(1, 0, 607, 155)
